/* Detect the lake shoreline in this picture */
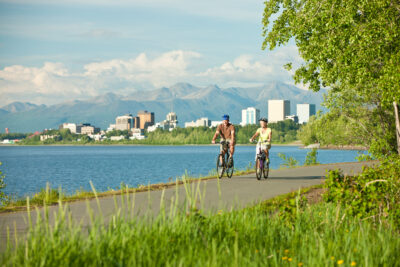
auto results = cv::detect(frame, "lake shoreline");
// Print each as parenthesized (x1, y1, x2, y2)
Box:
(0, 160, 377, 213)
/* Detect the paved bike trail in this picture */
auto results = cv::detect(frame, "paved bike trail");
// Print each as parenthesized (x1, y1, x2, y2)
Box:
(0, 161, 376, 251)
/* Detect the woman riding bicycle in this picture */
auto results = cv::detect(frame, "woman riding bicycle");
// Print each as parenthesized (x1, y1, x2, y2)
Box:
(249, 117, 272, 161)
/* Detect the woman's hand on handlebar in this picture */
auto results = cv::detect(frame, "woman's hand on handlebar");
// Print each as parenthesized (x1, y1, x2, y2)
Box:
(211, 140, 216, 144)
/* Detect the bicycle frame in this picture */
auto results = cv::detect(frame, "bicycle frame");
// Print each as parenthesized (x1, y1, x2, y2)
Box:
(257, 146, 266, 170)
(216, 140, 234, 178)
(255, 142, 269, 180)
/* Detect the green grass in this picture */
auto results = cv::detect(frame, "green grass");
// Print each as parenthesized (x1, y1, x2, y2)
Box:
(1, 185, 399, 266)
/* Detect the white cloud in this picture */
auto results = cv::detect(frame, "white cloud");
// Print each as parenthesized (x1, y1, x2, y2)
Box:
(198, 55, 274, 84)
(0, 47, 303, 105)
(83, 50, 202, 88)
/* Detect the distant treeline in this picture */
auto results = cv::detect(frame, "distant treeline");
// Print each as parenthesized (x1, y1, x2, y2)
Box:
(0, 133, 29, 141)
(12, 120, 300, 145)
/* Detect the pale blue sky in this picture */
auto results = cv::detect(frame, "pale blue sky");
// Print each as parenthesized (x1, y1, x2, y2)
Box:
(0, 0, 302, 105)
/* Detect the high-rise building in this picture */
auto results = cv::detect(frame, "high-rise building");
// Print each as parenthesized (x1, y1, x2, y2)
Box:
(268, 100, 290, 123)
(60, 123, 77, 134)
(166, 112, 178, 124)
(241, 107, 260, 126)
(297, 104, 316, 124)
(137, 110, 155, 129)
(115, 114, 133, 131)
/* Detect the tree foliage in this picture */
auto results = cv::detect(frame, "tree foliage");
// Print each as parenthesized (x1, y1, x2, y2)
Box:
(262, 0, 400, 156)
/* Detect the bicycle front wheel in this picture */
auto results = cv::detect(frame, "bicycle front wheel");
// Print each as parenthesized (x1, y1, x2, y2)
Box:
(216, 154, 224, 178)
(255, 159, 262, 180)
(226, 154, 234, 178)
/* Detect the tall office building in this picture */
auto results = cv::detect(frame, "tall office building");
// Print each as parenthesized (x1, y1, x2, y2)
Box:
(60, 123, 77, 134)
(115, 114, 134, 131)
(268, 100, 290, 123)
(166, 112, 178, 126)
(137, 110, 155, 129)
(297, 104, 316, 124)
(241, 107, 260, 126)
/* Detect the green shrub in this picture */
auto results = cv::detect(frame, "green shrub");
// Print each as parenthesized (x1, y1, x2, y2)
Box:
(324, 156, 400, 225)
(278, 153, 299, 168)
(304, 148, 319, 165)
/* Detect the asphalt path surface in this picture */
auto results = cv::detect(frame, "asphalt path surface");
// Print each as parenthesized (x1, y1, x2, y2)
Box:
(0, 161, 376, 252)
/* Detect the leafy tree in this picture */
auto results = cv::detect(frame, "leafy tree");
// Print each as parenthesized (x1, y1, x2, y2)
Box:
(0, 133, 28, 140)
(106, 130, 130, 138)
(262, 0, 400, 156)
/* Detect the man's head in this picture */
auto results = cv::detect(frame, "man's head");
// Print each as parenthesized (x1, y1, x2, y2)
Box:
(222, 114, 230, 125)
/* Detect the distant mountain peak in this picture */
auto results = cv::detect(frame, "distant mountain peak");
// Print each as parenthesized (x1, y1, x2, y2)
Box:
(1, 102, 44, 113)
(91, 92, 121, 104)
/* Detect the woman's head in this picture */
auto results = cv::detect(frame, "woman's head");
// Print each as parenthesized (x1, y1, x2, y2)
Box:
(259, 117, 268, 127)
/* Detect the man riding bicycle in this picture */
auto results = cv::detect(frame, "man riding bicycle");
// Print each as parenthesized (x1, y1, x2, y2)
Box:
(212, 114, 236, 167)
(249, 117, 272, 161)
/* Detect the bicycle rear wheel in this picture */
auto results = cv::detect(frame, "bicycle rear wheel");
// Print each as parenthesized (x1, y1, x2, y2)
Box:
(226, 154, 234, 178)
(255, 158, 262, 180)
(263, 160, 269, 179)
(216, 154, 224, 178)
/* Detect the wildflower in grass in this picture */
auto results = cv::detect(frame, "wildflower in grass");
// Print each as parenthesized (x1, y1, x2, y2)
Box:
(351, 262, 356, 266)
(337, 259, 344, 265)
(298, 263, 303, 266)
(288, 258, 292, 262)
(282, 256, 288, 260)
(284, 249, 289, 254)
(331, 256, 335, 260)
(255, 250, 259, 253)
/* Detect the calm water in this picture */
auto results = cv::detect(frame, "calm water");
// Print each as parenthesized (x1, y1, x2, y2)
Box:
(0, 145, 365, 197)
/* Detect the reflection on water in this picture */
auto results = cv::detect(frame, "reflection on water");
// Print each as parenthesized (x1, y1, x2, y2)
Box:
(0, 145, 365, 197)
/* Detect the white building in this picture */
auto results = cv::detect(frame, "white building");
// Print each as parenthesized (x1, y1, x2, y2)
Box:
(130, 128, 146, 140)
(297, 104, 316, 124)
(210, 121, 222, 128)
(60, 123, 77, 134)
(107, 124, 116, 132)
(241, 107, 260, 126)
(268, 100, 290, 123)
(147, 122, 169, 132)
(148, 112, 179, 132)
(88, 134, 104, 141)
(110, 135, 126, 141)
(166, 112, 178, 127)
(115, 114, 133, 131)
(185, 117, 211, 128)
